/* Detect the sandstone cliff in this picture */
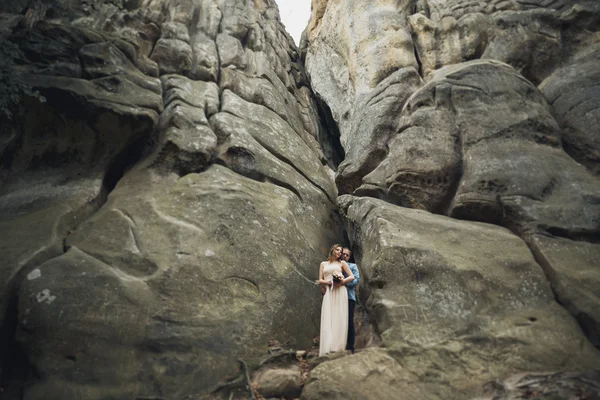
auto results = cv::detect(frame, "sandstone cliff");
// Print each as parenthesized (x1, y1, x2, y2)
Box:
(0, 0, 599, 399)
(302, 0, 600, 398)
(1, 0, 339, 398)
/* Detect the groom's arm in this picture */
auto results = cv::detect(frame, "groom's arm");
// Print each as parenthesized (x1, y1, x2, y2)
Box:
(346, 264, 360, 288)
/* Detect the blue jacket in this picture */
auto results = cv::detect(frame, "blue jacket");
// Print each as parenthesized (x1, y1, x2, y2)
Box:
(344, 263, 360, 301)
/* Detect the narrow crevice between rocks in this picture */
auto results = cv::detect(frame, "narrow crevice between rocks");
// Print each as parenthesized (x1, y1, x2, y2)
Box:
(314, 96, 344, 170)
(189, 0, 202, 77)
(64, 128, 153, 249)
(442, 92, 466, 216)
(217, 107, 336, 203)
(441, 164, 464, 216)
(543, 226, 600, 245)
(215, 4, 224, 87)
(411, 0, 431, 18)
(561, 138, 600, 177)
(0, 121, 22, 192)
(102, 133, 150, 194)
(411, 38, 424, 79)
(525, 236, 599, 349)
(205, 3, 224, 164)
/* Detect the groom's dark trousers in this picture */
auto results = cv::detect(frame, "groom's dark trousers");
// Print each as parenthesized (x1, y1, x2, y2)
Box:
(346, 299, 356, 353)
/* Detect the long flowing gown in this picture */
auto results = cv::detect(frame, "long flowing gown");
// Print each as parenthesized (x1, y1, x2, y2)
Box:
(319, 261, 349, 356)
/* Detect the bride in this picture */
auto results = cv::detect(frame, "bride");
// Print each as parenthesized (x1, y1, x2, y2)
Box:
(317, 244, 355, 356)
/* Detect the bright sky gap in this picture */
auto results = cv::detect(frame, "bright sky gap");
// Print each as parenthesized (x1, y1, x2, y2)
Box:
(275, 0, 312, 45)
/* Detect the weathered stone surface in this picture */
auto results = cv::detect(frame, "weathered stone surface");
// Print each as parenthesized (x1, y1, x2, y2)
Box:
(442, 62, 600, 237)
(218, 90, 335, 200)
(12, 164, 333, 399)
(151, 38, 193, 75)
(0, 1, 337, 399)
(253, 365, 302, 399)
(540, 44, 600, 176)
(480, 10, 562, 86)
(0, 68, 158, 397)
(358, 61, 600, 240)
(410, 11, 490, 79)
(219, 68, 321, 157)
(336, 67, 423, 195)
(302, 349, 409, 400)
(17, 247, 151, 400)
(408, 1, 600, 84)
(79, 41, 162, 93)
(473, 371, 600, 400)
(154, 74, 219, 174)
(529, 235, 600, 347)
(190, 31, 219, 82)
(0, 72, 158, 294)
(305, 0, 420, 194)
(306, 195, 600, 399)
(305, 0, 600, 193)
(303, 2, 600, 398)
(3, 0, 600, 398)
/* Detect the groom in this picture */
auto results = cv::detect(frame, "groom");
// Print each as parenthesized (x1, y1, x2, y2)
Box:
(342, 248, 360, 353)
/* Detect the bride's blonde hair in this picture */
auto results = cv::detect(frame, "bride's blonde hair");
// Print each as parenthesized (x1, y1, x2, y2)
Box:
(327, 244, 342, 263)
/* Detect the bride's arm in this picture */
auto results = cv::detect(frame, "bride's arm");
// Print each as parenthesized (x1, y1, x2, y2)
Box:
(341, 261, 354, 285)
(317, 262, 330, 285)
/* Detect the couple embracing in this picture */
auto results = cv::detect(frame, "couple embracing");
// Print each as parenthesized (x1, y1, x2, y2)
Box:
(317, 244, 360, 356)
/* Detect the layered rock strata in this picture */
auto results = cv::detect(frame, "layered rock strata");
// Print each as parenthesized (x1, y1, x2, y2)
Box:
(305, 0, 600, 351)
(305, 0, 600, 193)
(304, 1, 600, 399)
(0, 0, 339, 399)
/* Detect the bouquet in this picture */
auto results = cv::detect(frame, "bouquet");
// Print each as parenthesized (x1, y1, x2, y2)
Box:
(331, 271, 344, 288)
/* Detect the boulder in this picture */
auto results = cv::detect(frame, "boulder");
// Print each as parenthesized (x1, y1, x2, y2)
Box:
(302, 195, 600, 399)
(253, 365, 302, 399)
(302, 349, 409, 400)
(16, 164, 336, 399)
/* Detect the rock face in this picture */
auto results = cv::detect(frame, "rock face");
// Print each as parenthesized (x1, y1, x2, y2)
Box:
(473, 371, 600, 400)
(0, 0, 339, 399)
(305, 0, 600, 194)
(539, 45, 600, 176)
(300, 196, 600, 399)
(357, 60, 600, 242)
(529, 235, 600, 347)
(303, 0, 600, 399)
(1, 0, 600, 399)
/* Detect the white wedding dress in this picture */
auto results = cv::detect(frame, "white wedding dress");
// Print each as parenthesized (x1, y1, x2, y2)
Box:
(319, 261, 349, 356)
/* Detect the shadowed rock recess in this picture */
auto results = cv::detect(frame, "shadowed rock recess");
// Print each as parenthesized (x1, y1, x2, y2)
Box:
(0, 0, 599, 399)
